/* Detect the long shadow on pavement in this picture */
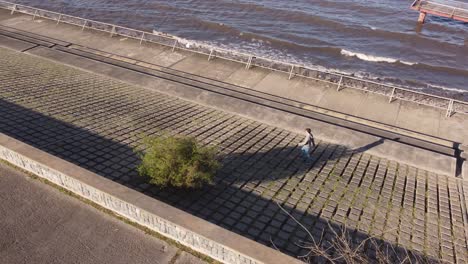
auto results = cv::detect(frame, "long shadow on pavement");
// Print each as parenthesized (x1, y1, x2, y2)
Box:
(0, 98, 435, 262)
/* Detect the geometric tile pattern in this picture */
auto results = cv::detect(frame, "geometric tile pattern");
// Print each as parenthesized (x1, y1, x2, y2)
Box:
(1, 47, 466, 262)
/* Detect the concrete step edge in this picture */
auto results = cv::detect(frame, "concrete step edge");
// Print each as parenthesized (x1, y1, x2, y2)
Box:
(0, 133, 303, 264)
(53, 45, 456, 157)
(68, 44, 456, 150)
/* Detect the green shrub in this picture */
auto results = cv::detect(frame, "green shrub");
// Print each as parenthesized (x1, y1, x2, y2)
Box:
(136, 135, 220, 188)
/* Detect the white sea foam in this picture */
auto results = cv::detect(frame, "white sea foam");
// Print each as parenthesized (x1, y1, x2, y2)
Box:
(340, 49, 416, 65)
(399, 60, 416, 66)
(153, 32, 464, 95)
(173, 36, 196, 48)
(341, 49, 396, 63)
(172, 36, 218, 50)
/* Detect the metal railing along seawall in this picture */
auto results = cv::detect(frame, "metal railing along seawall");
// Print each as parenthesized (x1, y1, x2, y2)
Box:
(1, 1, 467, 117)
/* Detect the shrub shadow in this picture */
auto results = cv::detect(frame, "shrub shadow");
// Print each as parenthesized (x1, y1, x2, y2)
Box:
(0, 98, 440, 262)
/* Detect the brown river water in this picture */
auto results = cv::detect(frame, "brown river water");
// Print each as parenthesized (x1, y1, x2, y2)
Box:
(13, 0, 468, 99)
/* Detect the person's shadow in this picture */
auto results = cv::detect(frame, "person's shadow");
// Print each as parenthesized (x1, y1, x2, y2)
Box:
(351, 138, 385, 154)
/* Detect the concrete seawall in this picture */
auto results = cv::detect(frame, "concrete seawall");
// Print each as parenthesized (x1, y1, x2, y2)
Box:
(1, 5, 468, 262)
(0, 7, 464, 178)
(0, 6, 466, 148)
(22, 45, 458, 177)
(0, 133, 301, 264)
(1, 45, 467, 262)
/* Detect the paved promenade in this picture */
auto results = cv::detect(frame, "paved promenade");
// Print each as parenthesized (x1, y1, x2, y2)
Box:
(0, 163, 206, 264)
(1, 47, 467, 262)
(0, 9, 466, 147)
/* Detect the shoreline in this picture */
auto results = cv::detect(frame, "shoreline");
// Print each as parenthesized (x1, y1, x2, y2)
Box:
(1, 1, 467, 106)
(6, 0, 468, 99)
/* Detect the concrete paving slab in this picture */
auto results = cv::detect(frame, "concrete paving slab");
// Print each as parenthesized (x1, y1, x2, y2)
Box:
(0, 9, 12, 20)
(252, 71, 327, 105)
(0, 34, 35, 51)
(396, 101, 442, 136)
(1, 12, 176, 68)
(70, 35, 169, 64)
(316, 86, 368, 115)
(0, 25, 70, 46)
(2, 19, 95, 47)
(58, 27, 117, 48)
(0, 29, 54, 47)
(0, 13, 48, 31)
(438, 113, 468, 145)
(151, 48, 189, 67)
(171, 54, 243, 81)
(71, 41, 174, 69)
(292, 78, 332, 104)
(121, 42, 168, 62)
(355, 92, 401, 125)
(1, 12, 187, 68)
(224, 67, 270, 88)
(17, 21, 142, 54)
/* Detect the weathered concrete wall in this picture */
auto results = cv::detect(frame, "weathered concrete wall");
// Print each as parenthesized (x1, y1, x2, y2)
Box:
(0, 133, 302, 264)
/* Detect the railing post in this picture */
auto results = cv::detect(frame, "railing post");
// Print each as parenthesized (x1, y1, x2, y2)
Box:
(10, 4, 17, 15)
(336, 76, 343, 91)
(56, 14, 62, 24)
(246, 56, 252, 70)
(208, 49, 214, 61)
(32, 10, 38, 21)
(81, 20, 87, 31)
(389, 87, 396, 103)
(446, 99, 454, 117)
(171, 40, 177, 52)
(139, 32, 145, 45)
(110, 25, 116, 37)
(288, 65, 294, 80)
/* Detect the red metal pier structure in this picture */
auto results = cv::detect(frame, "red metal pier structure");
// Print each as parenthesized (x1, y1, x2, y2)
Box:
(411, 0, 468, 23)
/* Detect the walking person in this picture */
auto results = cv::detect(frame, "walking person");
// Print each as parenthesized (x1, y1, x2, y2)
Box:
(299, 128, 315, 161)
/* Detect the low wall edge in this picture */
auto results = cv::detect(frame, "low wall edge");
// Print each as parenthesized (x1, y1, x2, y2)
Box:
(0, 133, 302, 264)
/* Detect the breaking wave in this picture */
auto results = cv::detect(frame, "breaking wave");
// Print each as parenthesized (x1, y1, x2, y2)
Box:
(340, 49, 416, 66)
(161, 33, 468, 97)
